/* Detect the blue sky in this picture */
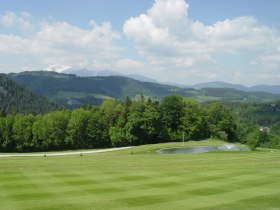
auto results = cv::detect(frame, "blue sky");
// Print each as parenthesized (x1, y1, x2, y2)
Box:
(0, 0, 280, 85)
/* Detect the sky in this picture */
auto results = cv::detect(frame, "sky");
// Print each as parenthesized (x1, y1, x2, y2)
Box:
(0, 0, 280, 86)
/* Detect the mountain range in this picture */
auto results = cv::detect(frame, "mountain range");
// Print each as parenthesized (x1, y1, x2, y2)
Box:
(192, 81, 280, 95)
(43, 64, 158, 84)
(8, 71, 280, 108)
(43, 65, 280, 94)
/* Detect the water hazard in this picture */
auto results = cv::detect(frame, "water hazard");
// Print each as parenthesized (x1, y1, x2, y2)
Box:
(157, 144, 248, 154)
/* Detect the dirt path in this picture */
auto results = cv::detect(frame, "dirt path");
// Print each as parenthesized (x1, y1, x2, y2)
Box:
(0, 147, 131, 157)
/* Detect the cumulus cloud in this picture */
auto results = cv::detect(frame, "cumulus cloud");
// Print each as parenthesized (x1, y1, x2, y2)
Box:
(125, 1, 279, 56)
(36, 21, 121, 56)
(0, 11, 33, 32)
(0, 12, 122, 71)
(124, 0, 188, 56)
(124, 0, 280, 84)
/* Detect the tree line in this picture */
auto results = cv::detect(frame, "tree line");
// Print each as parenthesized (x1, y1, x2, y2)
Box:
(0, 95, 278, 152)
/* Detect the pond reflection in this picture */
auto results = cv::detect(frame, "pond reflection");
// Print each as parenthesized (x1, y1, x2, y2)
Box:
(157, 145, 248, 154)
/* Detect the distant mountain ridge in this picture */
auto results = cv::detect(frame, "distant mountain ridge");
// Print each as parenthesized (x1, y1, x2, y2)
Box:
(42, 65, 280, 94)
(8, 71, 280, 108)
(193, 81, 280, 94)
(193, 81, 248, 91)
(249, 85, 280, 95)
(44, 64, 280, 94)
(43, 65, 157, 83)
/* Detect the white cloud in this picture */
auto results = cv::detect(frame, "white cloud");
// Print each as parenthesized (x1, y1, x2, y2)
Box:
(36, 21, 121, 56)
(0, 11, 33, 32)
(0, 34, 28, 53)
(0, 12, 122, 71)
(124, 15, 171, 55)
(125, 2, 279, 56)
(124, 0, 280, 84)
(0, 12, 15, 26)
(148, 0, 188, 27)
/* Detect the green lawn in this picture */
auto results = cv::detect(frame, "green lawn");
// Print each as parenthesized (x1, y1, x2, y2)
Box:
(1, 140, 280, 210)
(56, 91, 114, 100)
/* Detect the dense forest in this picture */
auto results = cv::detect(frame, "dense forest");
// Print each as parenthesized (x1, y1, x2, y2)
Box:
(225, 101, 280, 143)
(8, 71, 280, 108)
(0, 95, 279, 152)
(0, 74, 58, 114)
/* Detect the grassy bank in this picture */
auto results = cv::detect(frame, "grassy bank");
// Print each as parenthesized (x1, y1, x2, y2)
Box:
(0, 140, 279, 209)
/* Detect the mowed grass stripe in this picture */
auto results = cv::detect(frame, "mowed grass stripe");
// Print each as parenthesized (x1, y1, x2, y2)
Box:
(0, 140, 280, 209)
(114, 174, 280, 209)
(6, 171, 279, 209)
(111, 178, 280, 209)
(10, 167, 278, 204)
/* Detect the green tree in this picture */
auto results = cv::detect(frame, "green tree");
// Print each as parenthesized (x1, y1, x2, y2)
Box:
(204, 103, 237, 141)
(1, 115, 15, 152)
(160, 95, 185, 140)
(124, 101, 164, 145)
(109, 97, 133, 147)
(259, 129, 270, 146)
(31, 115, 44, 151)
(141, 102, 165, 143)
(40, 110, 70, 150)
(66, 108, 91, 149)
(0, 115, 4, 151)
(87, 108, 111, 148)
(99, 99, 122, 126)
(109, 104, 129, 147)
(87, 100, 123, 148)
(180, 98, 208, 140)
(246, 129, 260, 149)
(12, 114, 35, 152)
(127, 101, 148, 145)
(109, 124, 128, 147)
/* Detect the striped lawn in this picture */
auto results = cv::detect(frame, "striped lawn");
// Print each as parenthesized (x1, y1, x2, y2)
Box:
(0, 140, 280, 210)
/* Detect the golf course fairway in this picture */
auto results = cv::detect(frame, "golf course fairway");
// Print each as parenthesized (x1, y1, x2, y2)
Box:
(0, 140, 279, 210)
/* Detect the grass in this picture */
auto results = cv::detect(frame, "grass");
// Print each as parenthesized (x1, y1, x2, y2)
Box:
(0, 140, 280, 210)
(55, 91, 114, 100)
(194, 95, 221, 103)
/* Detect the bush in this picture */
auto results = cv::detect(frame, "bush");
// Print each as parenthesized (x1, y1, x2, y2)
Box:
(217, 131, 228, 141)
(246, 130, 260, 150)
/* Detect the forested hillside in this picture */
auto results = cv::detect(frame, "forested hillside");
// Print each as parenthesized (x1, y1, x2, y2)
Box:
(224, 100, 280, 140)
(8, 71, 280, 108)
(8, 71, 183, 107)
(1, 95, 279, 152)
(0, 74, 58, 114)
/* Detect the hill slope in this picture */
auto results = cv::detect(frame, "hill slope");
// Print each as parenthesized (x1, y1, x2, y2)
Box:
(193, 81, 280, 94)
(8, 71, 280, 107)
(0, 74, 58, 114)
(8, 71, 184, 107)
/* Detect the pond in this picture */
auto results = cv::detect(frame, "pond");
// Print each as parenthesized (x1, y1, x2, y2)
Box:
(157, 144, 248, 154)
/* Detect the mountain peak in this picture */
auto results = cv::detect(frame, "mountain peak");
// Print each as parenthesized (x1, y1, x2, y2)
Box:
(43, 64, 72, 73)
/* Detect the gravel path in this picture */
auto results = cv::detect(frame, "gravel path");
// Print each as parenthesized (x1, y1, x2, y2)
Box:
(0, 147, 131, 157)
